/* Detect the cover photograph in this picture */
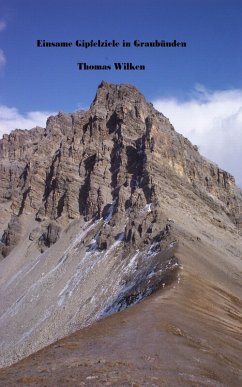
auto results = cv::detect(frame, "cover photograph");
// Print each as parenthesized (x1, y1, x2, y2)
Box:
(0, 0, 241, 385)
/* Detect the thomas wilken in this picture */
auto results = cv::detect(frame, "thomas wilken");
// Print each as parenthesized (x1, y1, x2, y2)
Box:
(77, 62, 145, 70)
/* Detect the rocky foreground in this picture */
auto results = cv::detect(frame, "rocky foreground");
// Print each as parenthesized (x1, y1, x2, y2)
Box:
(0, 82, 242, 385)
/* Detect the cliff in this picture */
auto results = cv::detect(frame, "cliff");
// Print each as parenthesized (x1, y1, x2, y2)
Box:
(0, 82, 241, 371)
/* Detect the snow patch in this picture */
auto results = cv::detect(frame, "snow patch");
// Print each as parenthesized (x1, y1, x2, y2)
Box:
(147, 241, 160, 257)
(126, 251, 139, 270)
(144, 203, 153, 213)
(58, 233, 124, 307)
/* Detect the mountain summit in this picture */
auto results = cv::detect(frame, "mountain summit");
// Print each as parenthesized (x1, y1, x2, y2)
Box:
(0, 82, 241, 370)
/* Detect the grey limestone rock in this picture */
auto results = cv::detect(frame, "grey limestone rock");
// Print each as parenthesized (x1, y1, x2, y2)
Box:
(0, 81, 241, 257)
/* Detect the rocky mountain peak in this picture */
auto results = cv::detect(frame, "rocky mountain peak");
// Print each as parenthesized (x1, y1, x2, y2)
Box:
(0, 82, 242, 369)
(93, 80, 146, 107)
(90, 81, 157, 124)
(0, 82, 241, 259)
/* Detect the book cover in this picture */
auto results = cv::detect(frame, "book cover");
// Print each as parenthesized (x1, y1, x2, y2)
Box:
(0, 1, 241, 385)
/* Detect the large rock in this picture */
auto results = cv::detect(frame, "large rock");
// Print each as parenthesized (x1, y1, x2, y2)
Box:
(0, 216, 21, 258)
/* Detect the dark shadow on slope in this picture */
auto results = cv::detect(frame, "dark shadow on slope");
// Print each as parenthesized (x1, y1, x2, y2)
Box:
(79, 154, 97, 217)
(103, 244, 180, 317)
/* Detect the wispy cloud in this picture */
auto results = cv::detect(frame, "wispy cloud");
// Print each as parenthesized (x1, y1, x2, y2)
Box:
(0, 19, 7, 70)
(0, 49, 6, 69)
(0, 19, 6, 31)
(153, 86, 242, 187)
(0, 105, 56, 138)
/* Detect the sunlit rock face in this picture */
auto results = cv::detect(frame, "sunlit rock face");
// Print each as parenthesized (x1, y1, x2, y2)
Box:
(0, 81, 241, 368)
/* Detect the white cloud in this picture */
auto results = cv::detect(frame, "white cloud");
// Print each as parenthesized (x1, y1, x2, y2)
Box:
(0, 105, 56, 138)
(153, 86, 242, 187)
(0, 49, 6, 69)
(0, 20, 6, 32)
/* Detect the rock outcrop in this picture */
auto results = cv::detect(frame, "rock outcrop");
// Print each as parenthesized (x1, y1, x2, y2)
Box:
(0, 82, 241, 249)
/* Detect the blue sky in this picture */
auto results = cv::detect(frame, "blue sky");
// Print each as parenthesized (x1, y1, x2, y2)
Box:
(0, 0, 242, 185)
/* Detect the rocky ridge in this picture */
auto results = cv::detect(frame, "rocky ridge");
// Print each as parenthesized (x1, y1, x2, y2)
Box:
(0, 81, 241, 368)
(1, 82, 241, 251)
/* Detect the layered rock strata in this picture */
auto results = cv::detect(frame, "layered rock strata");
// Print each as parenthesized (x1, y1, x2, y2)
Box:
(0, 81, 241, 368)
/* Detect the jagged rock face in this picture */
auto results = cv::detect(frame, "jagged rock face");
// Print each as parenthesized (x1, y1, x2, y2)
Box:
(0, 81, 242, 368)
(0, 81, 241, 258)
(0, 216, 21, 258)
